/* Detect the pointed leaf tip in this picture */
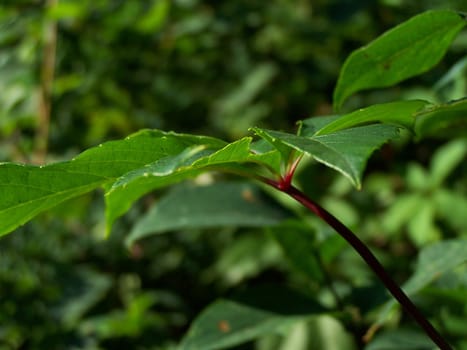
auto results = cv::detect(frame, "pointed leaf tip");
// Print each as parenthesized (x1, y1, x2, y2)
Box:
(333, 10, 466, 110)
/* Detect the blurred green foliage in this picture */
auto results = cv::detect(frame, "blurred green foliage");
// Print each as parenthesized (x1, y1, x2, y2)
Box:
(1, 1, 467, 349)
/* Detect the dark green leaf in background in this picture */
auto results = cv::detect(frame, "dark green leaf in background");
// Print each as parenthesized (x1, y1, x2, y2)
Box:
(365, 329, 434, 350)
(414, 98, 467, 139)
(209, 233, 283, 288)
(179, 286, 325, 350)
(435, 189, 467, 232)
(126, 182, 291, 246)
(79, 292, 159, 339)
(402, 239, 467, 299)
(429, 137, 467, 187)
(375, 239, 467, 326)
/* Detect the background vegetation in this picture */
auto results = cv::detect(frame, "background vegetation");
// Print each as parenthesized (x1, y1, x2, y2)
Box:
(1, 1, 466, 349)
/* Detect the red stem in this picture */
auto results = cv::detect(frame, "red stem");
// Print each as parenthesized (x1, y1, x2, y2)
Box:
(279, 154, 302, 190)
(264, 178, 452, 350)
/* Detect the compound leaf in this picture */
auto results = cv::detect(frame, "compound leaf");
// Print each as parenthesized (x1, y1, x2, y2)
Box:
(253, 125, 399, 189)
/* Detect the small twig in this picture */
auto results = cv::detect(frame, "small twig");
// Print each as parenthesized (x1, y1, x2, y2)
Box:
(34, 0, 58, 164)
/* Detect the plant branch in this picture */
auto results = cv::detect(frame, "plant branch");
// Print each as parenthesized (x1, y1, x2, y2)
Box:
(264, 179, 452, 350)
(34, 0, 58, 164)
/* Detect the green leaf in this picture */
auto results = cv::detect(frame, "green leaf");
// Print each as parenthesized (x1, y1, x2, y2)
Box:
(406, 163, 430, 191)
(253, 125, 399, 189)
(366, 329, 434, 350)
(429, 138, 467, 187)
(249, 139, 283, 175)
(79, 292, 159, 339)
(298, 116, 341, 136)
(435, 189, 467, 232)
(333, 10, 466, 110)
(310, 100, 427, 136)
(250, 127, 296, 163)
(105, 137, 262, 232)
(0, 130, 226, 237)
(407, 200, 441, 247)
(258, 317, 357, 350)
(405, 239, 467, 295)
(179, 286, 325, 350)
(211, 233, 282, 287)
(126, 182, 291, 246)
(136, 0, 170, 33)
(215, 63, 277, 138)
(375, 239, 467, 326)
(414, 98, 467, 139)
(0, 163, 104, 237)
(0, 129, 287, 237)
(382, 194, 424, 235)
(434, 56, 467, 100)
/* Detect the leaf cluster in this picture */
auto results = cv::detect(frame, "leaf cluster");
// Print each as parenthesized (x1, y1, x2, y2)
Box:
(1, 4, 467, 350)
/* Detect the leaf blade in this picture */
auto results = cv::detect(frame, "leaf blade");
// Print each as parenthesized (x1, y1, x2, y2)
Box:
(104, 137, 259, 232)
(254, 125, 399, 189)
(126, 181, 291, 246)
(333, 10, 466, 110)
(179, 287, 325, 350)
(0, 130, 226, 236)
(0, 163, 105, 236)
(375, 239, 467, 326)
(414, 98, 467, 139)
(311, 100, 427, 136)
